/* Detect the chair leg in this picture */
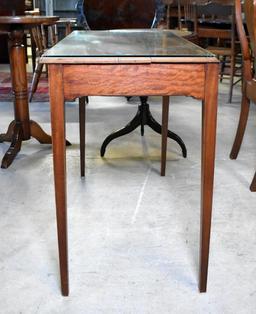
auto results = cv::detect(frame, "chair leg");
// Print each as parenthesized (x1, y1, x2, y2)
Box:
(161, 96, 169, 176)
(250, 172, 256, 192)
(220, 55, 226, 83)
(228, 54, 235, 103)
(230, 94, 250, 159)
(79, 96, 86, 177)
(31, 41, 37, 72)
(29, 62, 44, 102)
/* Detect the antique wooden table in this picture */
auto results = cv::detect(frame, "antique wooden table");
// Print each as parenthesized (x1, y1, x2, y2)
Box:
(41, 29, 219, 296)
(0, 16, 59, 168)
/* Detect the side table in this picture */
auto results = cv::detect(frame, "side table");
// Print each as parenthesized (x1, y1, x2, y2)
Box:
(0, 16, 60, 168)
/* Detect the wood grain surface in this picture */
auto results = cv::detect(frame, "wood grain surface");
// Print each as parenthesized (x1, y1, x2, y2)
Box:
(63, 63, 206, 100)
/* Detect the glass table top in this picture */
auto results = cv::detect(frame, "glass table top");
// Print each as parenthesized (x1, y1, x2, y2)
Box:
(43, 29, 215, 58)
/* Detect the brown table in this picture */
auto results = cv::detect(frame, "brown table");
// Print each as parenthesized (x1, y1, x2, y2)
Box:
(42, 29, 219, 296)
(57, 18, 77, 37)
(0, 16, 59, 168)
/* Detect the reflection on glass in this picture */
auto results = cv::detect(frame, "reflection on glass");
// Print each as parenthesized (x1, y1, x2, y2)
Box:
(44, 29, 214, 58)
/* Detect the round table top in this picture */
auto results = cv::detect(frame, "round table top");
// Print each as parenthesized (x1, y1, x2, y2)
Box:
(0, 16, 59, 25)
(57, 18, 77, 24)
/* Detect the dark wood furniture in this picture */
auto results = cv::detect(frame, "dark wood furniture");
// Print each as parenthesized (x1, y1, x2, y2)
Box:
(0, 16, 60, 168)
(164, 0, 235, 29)
(29, 22, 58, 102)
(25, 9, 41, 71)
(82, 0, 187, 162)
(165, 1, 239, 102)
(0, 0, 25, 63)
(169, 1, 237, 101)
(193, 2, 237, 103)
(230, 0, 256, 191)
(29, 17, 77, 102)
(84, 0, 155, 29)
(41, 29, 219, 296)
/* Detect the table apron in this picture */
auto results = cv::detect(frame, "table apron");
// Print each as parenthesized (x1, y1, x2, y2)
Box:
(61, 63, 207, 100)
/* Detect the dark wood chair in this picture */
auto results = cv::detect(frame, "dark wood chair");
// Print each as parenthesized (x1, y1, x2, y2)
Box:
(163, 0, 199, 44)
(29, 19, 77, 102)
(165, 1, 240, 103)
(80, 0, 187, 176)
(29, 22, 58, 102)
(163, 0, 195, 31)
(193, 1, 239, 103)
(230, 0, 256, 191)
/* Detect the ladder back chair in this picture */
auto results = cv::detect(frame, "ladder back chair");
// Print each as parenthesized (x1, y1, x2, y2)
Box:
(163, 0, 195, 30)
(29, 19, 77, 102)
(166, 1, 240, 102)
(29, 22, 58, 102)
(193, 1, 239, 103)
(230, 0, 256, 191)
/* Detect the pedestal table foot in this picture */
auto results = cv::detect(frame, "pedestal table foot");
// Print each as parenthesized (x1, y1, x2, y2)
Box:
(0, 121, 16, 143)
(1, 123, 23, 169)
(100, 110, 142, 157)
(30, 120, 71, 146)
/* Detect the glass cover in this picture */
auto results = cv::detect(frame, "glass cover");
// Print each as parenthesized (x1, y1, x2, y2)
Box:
(43, 30, 214, 58)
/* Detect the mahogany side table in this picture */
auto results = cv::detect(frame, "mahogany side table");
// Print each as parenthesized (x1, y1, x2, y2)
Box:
(42, 30, 219, 296)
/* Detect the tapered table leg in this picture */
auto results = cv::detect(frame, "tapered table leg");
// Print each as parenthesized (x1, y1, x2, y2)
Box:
(49, 64, 69, 296)
(79, 97, 86, 177)
(250, 172, 256, 192)
(199, 63, 218, 293)
(161, 96, 170, 176)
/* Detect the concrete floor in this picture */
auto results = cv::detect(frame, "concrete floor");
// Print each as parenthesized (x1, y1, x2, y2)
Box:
(0, 76, 256, 313)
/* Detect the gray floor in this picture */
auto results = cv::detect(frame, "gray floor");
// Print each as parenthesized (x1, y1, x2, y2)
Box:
(0, 78, 256, 313)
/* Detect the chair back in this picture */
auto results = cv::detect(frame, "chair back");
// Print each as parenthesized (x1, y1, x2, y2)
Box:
(244, 0, 256, 59)
(178, 0, 195, 30)
(31, 24, 58, 56)
(83, 0, 155, 30)
(193, 2, 235, 35)
(235, 0, 255, 81)
(166, 0, 196, 30)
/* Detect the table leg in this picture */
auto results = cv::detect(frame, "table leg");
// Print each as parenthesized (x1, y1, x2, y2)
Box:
(49, 64, 69, 296)
(1, 122, 23, 169)
(161, 96, 170, 176)
(65, 22, 72, 36)
(9, 28, 30, 140)
(79, 97, 86, 177)
(0, 119, 55, 146)
(100, 97, 187, 159)
(0, 27, 68, 169)
(0, 119, 71, 169)
(250, 172, 256, 192)
(0, 121, 16, 142)
(200, 63, 218, 293)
